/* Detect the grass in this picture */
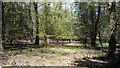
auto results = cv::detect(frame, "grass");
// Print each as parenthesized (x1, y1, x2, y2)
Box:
(97, 43, 109, 48)
(3, 43, 105, 66)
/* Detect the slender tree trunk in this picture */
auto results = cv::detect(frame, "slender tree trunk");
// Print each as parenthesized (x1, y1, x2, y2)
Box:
(9, 31, 13, 45)
(90, 4, 101, 48)
(33, 2, 39, 45)
(83, 36, 87, 48)
(44, 3, 48, 47)
(90, 7, 95, 47)
(108, 34, 116, 58)
(28, 2, 33, 42)
(2, 2, 5, 43)
(98, 31, 103, 49)
(107, 2, 116, 58)
(0, 1, 2, 52)
(90, 34, 96, 47)
(44, 3, 51, 47)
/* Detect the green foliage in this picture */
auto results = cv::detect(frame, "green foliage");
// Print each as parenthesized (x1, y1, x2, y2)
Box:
(3, 2, 120, 45)
(38, 2, 75, 39)
(3, 2, 32, 42)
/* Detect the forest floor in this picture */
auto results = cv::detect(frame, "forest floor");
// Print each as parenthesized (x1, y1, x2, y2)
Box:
(1, 43, 120, 67)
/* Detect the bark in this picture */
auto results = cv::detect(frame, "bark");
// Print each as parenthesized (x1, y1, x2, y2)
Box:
(90, 4, 101, 48)
(2, 2, 5, 42)
(44, 3, 47, 45)
(44, 3, 50, 46)
(98, 31, 103, 49)
(35, 35, 39, 45)
(83, 37, 87, 48)
(107, 34, 116, 58)
(28, 2, 33, 42)
(9, 31, 13, 45)
(33, 2, 39, 45)
(0, 1, 2, 52)
(107, 2, 116, 58)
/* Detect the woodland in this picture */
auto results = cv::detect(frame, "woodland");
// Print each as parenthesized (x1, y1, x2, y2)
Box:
(1, 1, 120, 67)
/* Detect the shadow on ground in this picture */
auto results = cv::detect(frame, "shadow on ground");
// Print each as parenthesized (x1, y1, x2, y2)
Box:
(73, 54, 120, 68)
(2, 43, 46, 50)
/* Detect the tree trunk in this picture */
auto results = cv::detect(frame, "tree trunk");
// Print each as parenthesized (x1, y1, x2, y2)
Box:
(90, 4, 101, 48)
(107, 2, 116, 58)
(2, 2, 5, 42)
(91, 35, 96, 48)
(9, 31, 13, 45)
(83, 36, 87, 48)
(107, 34, 116, 58)
(0, 1, 2, 52)
(28, 2, 33, 42)
(44, 3, 50, 46)
(35, 35, 39, 45)
(33, 2, 39, 45)
(98, 31, 103, 49)
(44, 34, 47, 47)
